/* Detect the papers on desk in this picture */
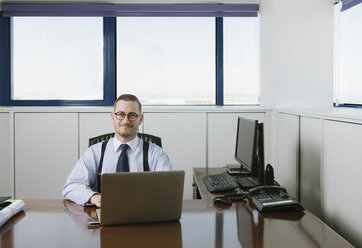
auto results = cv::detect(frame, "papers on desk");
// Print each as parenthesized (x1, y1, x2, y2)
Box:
(0, 199, 25, 227)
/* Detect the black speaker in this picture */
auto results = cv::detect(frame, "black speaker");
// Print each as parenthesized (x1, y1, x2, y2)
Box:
(264, 164, 274, 185)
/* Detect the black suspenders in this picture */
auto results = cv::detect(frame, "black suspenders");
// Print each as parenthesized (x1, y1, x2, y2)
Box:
(96, 141, 108, 193)
(96, 140, 150, 193)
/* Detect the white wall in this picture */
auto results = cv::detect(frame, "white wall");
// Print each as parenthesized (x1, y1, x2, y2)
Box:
(276, 113, 299, 198)
(323, 120, 362, 247)
(79, 113, 114, 154)
(207, 112, 265, 166)
(275, 108, 362, 248)
(260, 0, 335, 172)
(0, 107, 268, 200)
(0, 113, 11, 196)
(15, 113, 79, 198)
(260, 0, 334, 108)
(300, 116, 322, 219)
(143, 112, 207, 200)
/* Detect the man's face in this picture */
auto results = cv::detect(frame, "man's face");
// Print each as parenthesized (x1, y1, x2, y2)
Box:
(111, 100, 143, 142)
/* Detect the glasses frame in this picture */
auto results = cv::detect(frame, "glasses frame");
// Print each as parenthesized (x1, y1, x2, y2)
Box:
(113, 111, 140, 121)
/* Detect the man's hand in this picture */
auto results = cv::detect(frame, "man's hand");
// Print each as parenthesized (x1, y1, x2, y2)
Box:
(90, 194, 101, 207)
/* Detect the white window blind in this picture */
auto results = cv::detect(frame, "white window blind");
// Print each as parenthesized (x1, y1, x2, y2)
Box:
(334, 2, 362, 105)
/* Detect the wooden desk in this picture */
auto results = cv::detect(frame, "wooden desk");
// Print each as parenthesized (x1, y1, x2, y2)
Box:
(0, 198, 353, 248)
(192, 167, 354, 248)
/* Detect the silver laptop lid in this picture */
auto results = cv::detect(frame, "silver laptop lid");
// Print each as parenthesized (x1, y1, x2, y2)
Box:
(100, 170, 185, 226)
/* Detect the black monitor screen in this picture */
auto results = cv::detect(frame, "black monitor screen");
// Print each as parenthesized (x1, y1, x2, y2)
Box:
(234, 116, 258, 173)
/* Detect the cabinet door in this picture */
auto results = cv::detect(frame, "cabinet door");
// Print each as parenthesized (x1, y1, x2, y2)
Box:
(277, 113, 299, 198)
(300, 116, 322, 218)
(207, 113, 265, 167)
(79, 113, 114, 154)
(15, 113, 78, 198)
(323, 120, 362, 247)
(0, 113, 11, 196)
(143, 113, 206, 199)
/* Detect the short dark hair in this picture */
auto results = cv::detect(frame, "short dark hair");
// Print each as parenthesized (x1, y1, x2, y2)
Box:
(114, 94, 142, 113)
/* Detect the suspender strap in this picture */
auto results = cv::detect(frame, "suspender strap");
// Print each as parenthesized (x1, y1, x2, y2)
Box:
(143, 141, 150, 172)
(97, 139, 150, 192)
(97, 140, 108, 193)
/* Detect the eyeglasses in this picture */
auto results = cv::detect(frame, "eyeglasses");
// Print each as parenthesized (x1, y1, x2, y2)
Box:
(114, 111, 139, 121)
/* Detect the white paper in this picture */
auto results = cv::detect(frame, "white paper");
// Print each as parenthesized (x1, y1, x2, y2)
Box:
(0, 199, 25, 227)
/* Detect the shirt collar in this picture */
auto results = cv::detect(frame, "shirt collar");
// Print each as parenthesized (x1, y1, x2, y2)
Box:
(113, 135, 139, 152)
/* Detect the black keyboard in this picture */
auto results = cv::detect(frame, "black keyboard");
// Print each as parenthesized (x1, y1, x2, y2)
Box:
(202, 173, 239, 192)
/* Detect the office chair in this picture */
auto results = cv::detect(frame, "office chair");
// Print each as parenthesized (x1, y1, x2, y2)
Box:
(88, 132, 162, 148)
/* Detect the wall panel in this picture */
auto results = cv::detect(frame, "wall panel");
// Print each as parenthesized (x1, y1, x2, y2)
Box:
(79, 113, 114, 154)
(276, 113, 299, 198)
(323, 120, 362, 247)
(300, 116, 322, 218)
(207, 112, 265, 167)
(15, 113, 78, 198)
(0, 113, 11, 196)
(143, 113, 206, 199)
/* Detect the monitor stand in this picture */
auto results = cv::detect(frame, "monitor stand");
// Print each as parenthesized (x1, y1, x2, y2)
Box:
(226, 164, 250, 175)
(235, 176, 263, 189)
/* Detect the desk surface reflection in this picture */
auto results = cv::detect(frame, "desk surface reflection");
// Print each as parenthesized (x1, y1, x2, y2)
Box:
(0, 199, 353, 248)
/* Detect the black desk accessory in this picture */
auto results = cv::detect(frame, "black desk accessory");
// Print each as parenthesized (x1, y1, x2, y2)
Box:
(213, 196, 232, 205)
(0, 196, 11, 204)
(247, 186, 304, 212)
(264, 164, 274, 185)
(226, 164, 250, 175)
(213, 193, 247, 205)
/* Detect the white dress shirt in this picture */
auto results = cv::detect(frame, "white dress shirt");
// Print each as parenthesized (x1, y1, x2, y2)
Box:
(62, 136, 173, 205)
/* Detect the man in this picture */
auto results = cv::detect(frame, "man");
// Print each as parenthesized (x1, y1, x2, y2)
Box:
(62, 94, 173, 207)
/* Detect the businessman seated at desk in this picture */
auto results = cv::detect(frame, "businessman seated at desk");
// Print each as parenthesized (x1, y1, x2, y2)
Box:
(62, 94, 173, 207)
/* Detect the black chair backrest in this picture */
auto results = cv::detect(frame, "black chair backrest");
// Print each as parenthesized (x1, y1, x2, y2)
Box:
(88, 132, 162, 148)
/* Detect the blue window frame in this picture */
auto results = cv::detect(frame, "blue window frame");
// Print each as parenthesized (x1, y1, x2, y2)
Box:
(0, 4, 259, 106)
(216, 17, 224, 106)
(0, 16, 115, 106)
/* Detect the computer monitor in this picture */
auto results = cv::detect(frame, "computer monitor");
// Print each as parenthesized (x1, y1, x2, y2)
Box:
(234, 116, 265, 188)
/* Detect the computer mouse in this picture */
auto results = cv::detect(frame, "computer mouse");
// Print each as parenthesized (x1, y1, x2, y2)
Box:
(213, 196, 232, 205)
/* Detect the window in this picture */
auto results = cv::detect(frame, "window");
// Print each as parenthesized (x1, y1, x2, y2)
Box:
(224, 17, 260, 105)
(12, 17, 103, 101)
(0, 4, 260, 106)
(116, 17, 215, 105)
(334, 2, 362, 106)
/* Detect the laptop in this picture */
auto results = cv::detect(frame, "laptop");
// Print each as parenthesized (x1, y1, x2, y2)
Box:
(97, 170, 185, 226)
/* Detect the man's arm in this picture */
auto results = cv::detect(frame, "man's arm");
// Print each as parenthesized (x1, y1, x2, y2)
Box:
(90, 194, 101, 207)
(148, 143, 174, 171)
(62, 146, 100, 205)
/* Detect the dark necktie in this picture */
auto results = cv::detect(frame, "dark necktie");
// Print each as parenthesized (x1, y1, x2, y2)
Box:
(116, 144, 130, 172)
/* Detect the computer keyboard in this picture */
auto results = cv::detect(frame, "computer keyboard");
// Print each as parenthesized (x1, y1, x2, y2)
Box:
(202, 173, 239, 192)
